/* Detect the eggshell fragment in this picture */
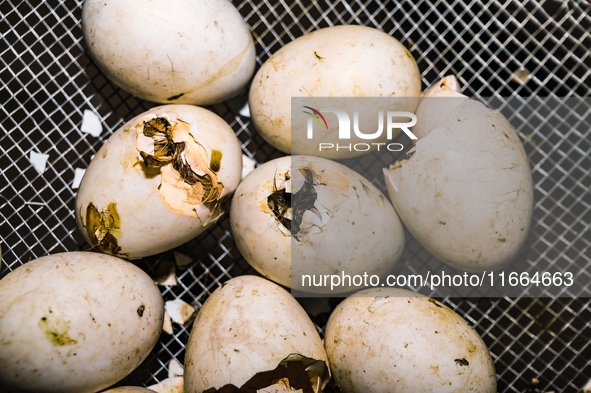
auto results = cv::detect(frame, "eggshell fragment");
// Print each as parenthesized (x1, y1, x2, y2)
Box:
(148, 377, 184, 393)
(168, 358, 184, 379)
(184, 276, 330, 393)
(153, 260, 177, 286)
(165, 299, 195, 326)
(173, 252, 193, 269)
(81, 109, 103, 137)
(413, 76, 469, 139)
(29, 151, 49, 174)
(324, 288, 497, 393)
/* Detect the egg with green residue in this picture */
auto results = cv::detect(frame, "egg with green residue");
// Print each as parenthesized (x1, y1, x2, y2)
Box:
(324, 288, 497, 393)
(82, 0, 256, 105)
(75, 105, 242, 259)
(0, 252, 164, 393)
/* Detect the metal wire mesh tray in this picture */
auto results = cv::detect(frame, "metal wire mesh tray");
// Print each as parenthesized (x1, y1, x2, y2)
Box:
(1, 0, 590, 392)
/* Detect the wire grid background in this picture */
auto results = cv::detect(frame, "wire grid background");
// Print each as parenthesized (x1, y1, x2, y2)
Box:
(1, 0, 590, 391)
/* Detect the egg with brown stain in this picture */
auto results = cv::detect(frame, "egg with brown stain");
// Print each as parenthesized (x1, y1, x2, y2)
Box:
(75, 105, 242, 259)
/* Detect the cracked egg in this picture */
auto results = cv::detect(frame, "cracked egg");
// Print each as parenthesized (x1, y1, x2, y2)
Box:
(82, 0, 255, 105)
(325, 288, 496, 393)
(384, 76, 534, 272)
(75, 105, 242, 259)
(0, 252, 164, 393)
(184, 275, 330, 393)
(230, 156, 405, 292)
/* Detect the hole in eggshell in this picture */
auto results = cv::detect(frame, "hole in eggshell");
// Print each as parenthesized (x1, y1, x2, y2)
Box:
(203, 354, 329, 393)
(83, 202, 127, 256)
(135, 115, 225, 215)
(267, 171, 292, 233)
(263, 168, 320, 242)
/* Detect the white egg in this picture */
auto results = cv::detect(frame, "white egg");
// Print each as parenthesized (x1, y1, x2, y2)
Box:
(75, 105, 242, 259)
(184, 276, 330, 393)
(249, 25, 421, 158)
(325, 288, 497, 393)
(0, 252, 164, 393)
(230, 155, 405, 292)
(384, 80, 533, 272)
(102, 388, 156, 393)
(82, 0, 255, 105)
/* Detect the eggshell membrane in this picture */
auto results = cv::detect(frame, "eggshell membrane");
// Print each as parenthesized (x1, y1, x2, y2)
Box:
(230, 156, 405, 292)
(0, 252, 164, 393)
(324, 288, 497, 393)
(184, 276, 328, 392)
(385, 99, 533, 272)
(249, 25, 421, 157)
(75, 105, 242, 259)
(82, 0, 255, 105)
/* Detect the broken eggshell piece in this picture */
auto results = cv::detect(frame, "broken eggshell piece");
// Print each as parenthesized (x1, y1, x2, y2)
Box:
(324, 288, 496, 393)
(230, 155, 405, 292)
(75, 105, 242, 259)
(184, 275, 330, 393)
(148, 377, 184, 393)
(384, 92, 533, 272)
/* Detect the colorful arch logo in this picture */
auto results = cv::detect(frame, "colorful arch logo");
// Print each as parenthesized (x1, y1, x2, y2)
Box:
(302, 106, 328, 130)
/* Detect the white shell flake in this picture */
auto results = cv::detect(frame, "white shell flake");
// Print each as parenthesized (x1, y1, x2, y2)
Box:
(29, 151, 49, 175)
(165, 299, 195, 326)
(148, 377, 184, 393)
(81, 109, 103, 137)
(168, 358, 184, 378)
(162, 312, 174, 335)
